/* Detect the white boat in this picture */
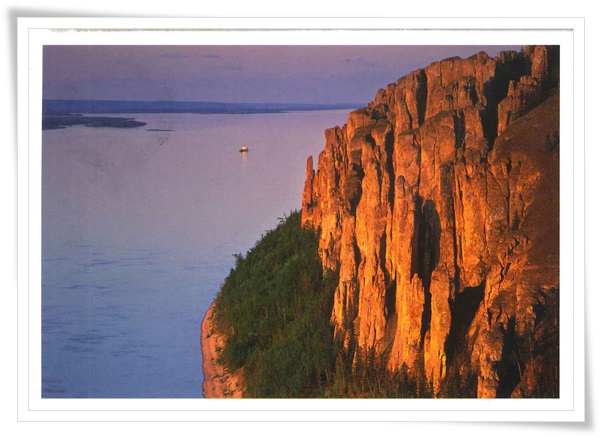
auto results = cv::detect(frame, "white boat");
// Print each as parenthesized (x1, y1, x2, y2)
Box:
(239, 146, 249, 153)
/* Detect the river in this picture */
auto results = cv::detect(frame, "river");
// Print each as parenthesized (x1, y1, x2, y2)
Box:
(41, 109, 350, 397)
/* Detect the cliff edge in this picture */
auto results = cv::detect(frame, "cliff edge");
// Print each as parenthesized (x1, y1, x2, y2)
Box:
(201, 301, 245, 398)
(301, 45, 559, 398)
(201, 46, 560, 398)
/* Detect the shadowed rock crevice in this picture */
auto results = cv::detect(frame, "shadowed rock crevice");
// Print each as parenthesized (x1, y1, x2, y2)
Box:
(412, 198, 441, 282)
(452, 111, 466, 150)
(480, 79, 499, 147)
(383, 279, 398, 349)
(546, 46, 560, 89)
(384, 129, 396, 208)
(445, 280, 485, 366)
(494, 50, 530, 102)
(416, 69, 428, 126)
(412, 198, 441, 346)
(496, 317, 521, 398)
(482, 50, 531, 147)
(344, 163, 365, 212)
(384, 279, 396, 321)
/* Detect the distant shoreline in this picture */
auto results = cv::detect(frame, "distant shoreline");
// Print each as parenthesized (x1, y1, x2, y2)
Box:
(42, 114, 147, 130)
(43, 99, 364, 116)
(42, 101, 361, 130)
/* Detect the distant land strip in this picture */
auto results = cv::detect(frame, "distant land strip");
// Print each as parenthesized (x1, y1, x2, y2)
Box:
(42, 115, 147, 130)
(42, 99, 364, 115)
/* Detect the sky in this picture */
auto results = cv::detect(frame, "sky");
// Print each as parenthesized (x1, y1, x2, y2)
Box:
(43, 45, 523, 104)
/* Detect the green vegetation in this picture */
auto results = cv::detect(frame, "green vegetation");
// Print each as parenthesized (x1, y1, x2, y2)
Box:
(213, 210, 429, 398)
(213, 211, 337, 397)
(327, 347, 431, 398)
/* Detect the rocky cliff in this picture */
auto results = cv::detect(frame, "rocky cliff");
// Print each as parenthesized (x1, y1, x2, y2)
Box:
(301, 46, 559, 398)
(201, 302, 246, 398)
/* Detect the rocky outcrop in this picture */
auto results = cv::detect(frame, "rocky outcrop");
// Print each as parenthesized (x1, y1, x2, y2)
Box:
(201, 302, 246, 398)
(301, 46, 559, 398)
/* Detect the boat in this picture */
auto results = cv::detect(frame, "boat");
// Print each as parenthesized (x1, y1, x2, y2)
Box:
(239, 146, 249, 153)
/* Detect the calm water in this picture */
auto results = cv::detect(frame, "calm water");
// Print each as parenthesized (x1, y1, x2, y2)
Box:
(42, 110, 350, 398)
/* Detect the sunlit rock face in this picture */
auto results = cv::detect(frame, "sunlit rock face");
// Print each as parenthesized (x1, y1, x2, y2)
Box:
(302, 46, 559, 398)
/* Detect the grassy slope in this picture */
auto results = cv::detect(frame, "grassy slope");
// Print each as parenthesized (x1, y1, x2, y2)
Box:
(213, 211, 338, 398)
(211, 211, 426, 398)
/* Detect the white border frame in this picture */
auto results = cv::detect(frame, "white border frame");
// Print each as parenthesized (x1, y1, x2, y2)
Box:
(18, 17, 585, 422)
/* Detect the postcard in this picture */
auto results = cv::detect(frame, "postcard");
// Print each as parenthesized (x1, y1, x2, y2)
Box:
(17, 17, 585, 422)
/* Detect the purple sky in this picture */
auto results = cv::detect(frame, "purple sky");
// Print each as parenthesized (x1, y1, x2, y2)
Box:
(43, 45, 523, 104)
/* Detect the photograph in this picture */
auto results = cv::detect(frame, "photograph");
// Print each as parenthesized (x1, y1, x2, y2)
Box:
(41, 43, 559, 399)
(15, 18, 586, 424)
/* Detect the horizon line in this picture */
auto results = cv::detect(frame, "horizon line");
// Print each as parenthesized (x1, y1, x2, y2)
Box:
(43, 98, 365, 106)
